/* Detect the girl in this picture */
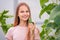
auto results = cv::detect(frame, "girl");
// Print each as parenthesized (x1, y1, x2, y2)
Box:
(6, 3, 40, 40)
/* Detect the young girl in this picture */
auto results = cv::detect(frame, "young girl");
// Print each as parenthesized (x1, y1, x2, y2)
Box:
(6, 2, 40, 40)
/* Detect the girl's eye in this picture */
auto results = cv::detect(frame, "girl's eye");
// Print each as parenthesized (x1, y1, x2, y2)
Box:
(26, 11, 29, 13)
(20, 11, 24, 13)
(20, 10, 29, 13)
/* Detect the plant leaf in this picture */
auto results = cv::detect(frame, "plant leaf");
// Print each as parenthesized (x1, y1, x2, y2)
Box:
(54, 14, 60, 25)
(2, 10, 9, 14)
(40, 0, 48, 6)
(3, 15, 13, 18)
(49, 5, 60, 20)
(39, 3, 57, 18)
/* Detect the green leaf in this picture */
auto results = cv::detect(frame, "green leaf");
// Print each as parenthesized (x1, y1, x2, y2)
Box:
(1, 19, 6, 24)
(42, 24, 46, 28)
(0, 10, 13, 33)
(49, 5, 60, 20)
(54, 15, 60, 25)
(40, 29, 45, 40)
(39, 3, 57, 18)
(40, 0, 48, 6)
(6, 24, 13, 28)
(1, 24, 8, 33)
(0, 13, 2, 17)
(2, 10, 9, 14)
(41, 5, 47, 8)
(44, 19, 49, 25)
(3, 15, 13, 18)
(47, 36, 55, 40)
(46, 22, 58, 29)
(55, 28, 60, 40)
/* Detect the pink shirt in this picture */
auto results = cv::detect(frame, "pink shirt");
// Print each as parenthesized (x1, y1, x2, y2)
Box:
(6, 25, 40, 40)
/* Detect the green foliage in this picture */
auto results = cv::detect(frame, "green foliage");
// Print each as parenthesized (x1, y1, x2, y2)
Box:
(39, 0, 60, 40)
(0, 10, 13, 34)
(40, 0, 48, 7)
(50, 5, 60, 20)
(39, 0, 58, 18)
(39, 3, 57, 18)
(54, 15, 60, 25)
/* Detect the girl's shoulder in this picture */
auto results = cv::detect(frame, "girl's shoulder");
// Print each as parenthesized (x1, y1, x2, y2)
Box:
(7, 26, 18, 32)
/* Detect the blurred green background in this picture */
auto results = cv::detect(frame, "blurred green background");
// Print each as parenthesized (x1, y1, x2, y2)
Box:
(39, 0, 60, 40)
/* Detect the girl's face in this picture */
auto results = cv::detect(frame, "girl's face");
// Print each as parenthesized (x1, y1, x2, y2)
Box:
(18, 5, 30, 21)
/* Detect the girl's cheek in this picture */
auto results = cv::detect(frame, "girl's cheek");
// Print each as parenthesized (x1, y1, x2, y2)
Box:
(19, 13, 23, 16)
(27, 13, 30, 16)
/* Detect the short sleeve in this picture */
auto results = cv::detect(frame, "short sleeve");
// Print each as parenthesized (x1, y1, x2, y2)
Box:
(5, 27, 14, 40)
(34, 28, 40, 40)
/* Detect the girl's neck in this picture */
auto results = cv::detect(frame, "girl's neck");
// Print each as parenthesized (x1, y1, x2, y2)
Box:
(19, 20, 27, 27)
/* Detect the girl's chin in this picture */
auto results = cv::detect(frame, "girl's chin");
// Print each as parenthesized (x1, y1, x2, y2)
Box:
(22, 18, 28, 21)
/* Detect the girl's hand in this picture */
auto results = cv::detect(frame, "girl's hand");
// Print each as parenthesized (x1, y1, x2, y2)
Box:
(28, 23, 35, 30)
(28, 23, 36, 40)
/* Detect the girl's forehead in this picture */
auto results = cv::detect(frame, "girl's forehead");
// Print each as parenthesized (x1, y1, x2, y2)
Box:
(19, 5, 29, 10)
